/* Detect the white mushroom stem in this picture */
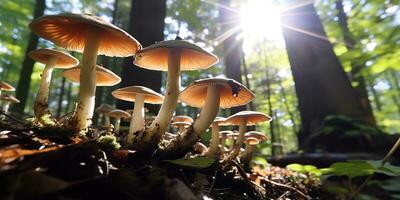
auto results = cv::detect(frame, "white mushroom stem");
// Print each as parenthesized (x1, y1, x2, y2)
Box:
(73, 27, 100, 132)
(114, 117, 121, 133)
(227, 119, 247, 160)
(104, 115, 110, 126)
(205, 122, 220, 157)
(241, 143, 256, 165)
(219, 135, 227, 153)
(2, 102, 11, 113)
(146, 49, 181, 142)
(34, 57, 57, 119)
(127, 94, 145, 142)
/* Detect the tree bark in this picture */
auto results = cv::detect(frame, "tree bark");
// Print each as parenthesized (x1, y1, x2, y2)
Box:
(13, 0, 46, 113)
(218, 0, 246, 115)
(335, 0, 376, 124)
(280, 1, 368, 147)
(116, 0, 166, 115)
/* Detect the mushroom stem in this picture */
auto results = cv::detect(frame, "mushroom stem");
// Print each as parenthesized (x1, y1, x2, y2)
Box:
(34, 57, 57, 122)
(2, 102, 10, 113)
(114, 117, 121, 133)
(205, 122, 220, 157)
(73, 27, 100, 132)
(104, 115, 110, 126)
(146, 49, 181, 142)
(220, 135, 227, 153)
(241, 143, 256, 165)
(178, 125, 185, 133)
(227, 119, 247, 160)
(127, 94, 145, 141)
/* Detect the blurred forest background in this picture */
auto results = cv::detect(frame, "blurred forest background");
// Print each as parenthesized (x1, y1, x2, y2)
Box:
(0, 0, 399, 160)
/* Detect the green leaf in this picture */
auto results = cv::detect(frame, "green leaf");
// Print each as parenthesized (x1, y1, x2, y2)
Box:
(328, 161, 375, 178)
(164, 157, 215, 169)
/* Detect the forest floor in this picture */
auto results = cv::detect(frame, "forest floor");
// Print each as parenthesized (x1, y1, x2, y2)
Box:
(0, 113, 331, 200)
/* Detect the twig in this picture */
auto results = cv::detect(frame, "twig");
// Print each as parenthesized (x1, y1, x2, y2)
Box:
(351, 136, 400, 199)
(260, 177, 311, 200)
(207, 169, 218, 194)
(230, 160, 266, 199)
(277, 191, 290, 200)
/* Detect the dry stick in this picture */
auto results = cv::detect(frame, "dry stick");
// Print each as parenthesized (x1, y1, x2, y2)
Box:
(230, 160, 266, 199)
(207, 170, 218, 194)
(351, 137, 400, 199)
(260, 177, 311, 200)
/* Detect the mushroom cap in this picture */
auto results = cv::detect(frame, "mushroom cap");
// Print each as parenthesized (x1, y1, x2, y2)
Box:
(106, 109, 131, 119)
(62, 65, 121, 86)
(245, 137, 260, 145)
(29, 48, 79, 68)
(95, 104, 114, 114)
(225, 111, 272, 126)
(219, 130, 233, 138)
(111, 86, 164, 104)
(172, 115, 194, 123)
(171, 121, 191, 128)
(163, 132, 176, 140)
(0, 94, 20, 103)
(244, 131, 267, 141)
(194, 142, 208, 154)
(179, 77, 255, 109)
(30, 13, 141, 57)
(212, 117, 229, 126)
(0, 81, 15, 91)
(133, 39, 218, 71)
(226, 132, 239, 139)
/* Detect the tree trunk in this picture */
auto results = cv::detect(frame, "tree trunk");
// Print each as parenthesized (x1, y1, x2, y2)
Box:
(335, 0, 376, 124)
(218, 0, 246, 115)
(116, 0, 166, 115)
(280, 1, 368, 147)
(56, 77, 66, 118)
(13, 0, 46, 114)
(366, 77, 382, 112)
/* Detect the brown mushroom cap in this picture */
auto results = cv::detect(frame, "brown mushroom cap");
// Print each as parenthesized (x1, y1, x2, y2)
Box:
(0, 81, 15, 91)
(171, 121, 191, 128)
(225, 111, 271, 126)
(0, 94, 20, 103)
(62, 65, 121, 86)
(111, 86, 164, 104)
(246, 137, 260, 145)
(30, 13, 141, 57)
(179, 77, 255, 109)
(29, 48, 78, 68)
(106, 109, 131, 119)
(244, 131, 267, 142)
(95, 104, 114, 114)
(213, 117, 229, 126)
(172, 115, 194, 123)
(194, 142, 208, 154)
(134, 39, 218, 71)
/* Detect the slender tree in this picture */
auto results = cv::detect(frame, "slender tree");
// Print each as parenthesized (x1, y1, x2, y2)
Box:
(13, 0, 46, 113)
(116, 0, 166, 115)
(280, 1, 368, 147)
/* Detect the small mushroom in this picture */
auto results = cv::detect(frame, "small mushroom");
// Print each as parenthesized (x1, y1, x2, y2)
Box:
(63, 65, 121, 87)
(219, 130, 233, 153)
(0, 81, 15, 96)
(132, 37, 218, 148)
(95, 104, 114, 126)
(224, 111, 271, 161)
(30, 13, 141, 132)
(226, 131, 239, 151)
(171, 121, 191, 133)
(0, 94, 20, 113)
(205, 117, 229, 157)
(194, 142, 208, 155)
(29, 48, 78, 123)
(240, 137, 260, 166)
(112, 86, 163, 143)
(106, 109, 131, 133)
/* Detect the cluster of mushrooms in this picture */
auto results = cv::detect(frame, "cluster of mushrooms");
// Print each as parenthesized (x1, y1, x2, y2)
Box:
(4, 13, 272, 164)
(0, 81, 19, 115)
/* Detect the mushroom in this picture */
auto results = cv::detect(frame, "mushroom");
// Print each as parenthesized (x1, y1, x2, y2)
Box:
(194, 142, 208, 155)
(29, 48, 78, 123)
(30, 13, 141, 132)
(219, 130, 233, 153)
(171, 122, 191, 133)
(111, 86, 163, 143)
(0, 94, 20, 113)
(131, 37, 218, 149)
(159, 77, 254, 158)
(0, 81, 15, 96)
(106, 109, 131, 133)
(205, 117, 229, 157)
(62, 65, 121, 87)
(240, 137, 260, 166)
(224, 111, 271, 161)
(226, 131, 239, 151)
(95, 104, 114, 126)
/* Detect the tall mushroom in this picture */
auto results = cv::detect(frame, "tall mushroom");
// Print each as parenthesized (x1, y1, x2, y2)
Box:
(224, 111, 271, 161)
(131, 37, 218, 149)
(205, 117, 229, 157)
(29, 48, 78, 124)
(111, 86, 163, 143)
(0, 81, 15, 96)
(158, 77, 254, 158)
(30, 13, 141, 132)
(106, 109, 131, 133)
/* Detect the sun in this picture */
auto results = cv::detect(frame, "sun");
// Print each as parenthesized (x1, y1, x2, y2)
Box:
(239, 0, 282, 44)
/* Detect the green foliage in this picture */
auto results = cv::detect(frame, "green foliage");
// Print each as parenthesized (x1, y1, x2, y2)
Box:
(286, 163, 327, 177)
(325, 160, 400, 179)
(97, 135, 121, 151)
(164, 157, 215, 169)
